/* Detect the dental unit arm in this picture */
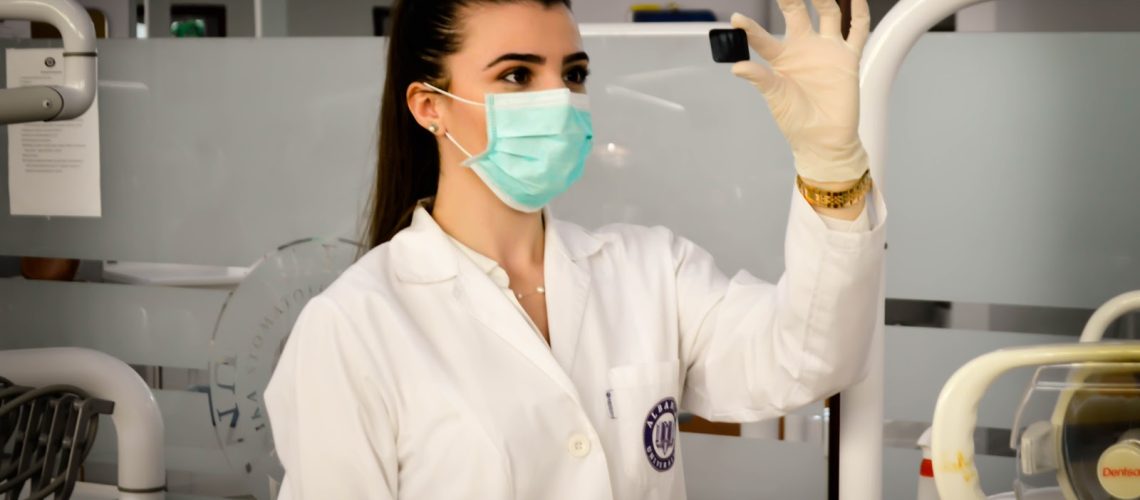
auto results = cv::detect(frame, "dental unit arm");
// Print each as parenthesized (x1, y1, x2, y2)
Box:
(0, 0, 96, 124)
(931, 291, 1140, 500)
(0, 347, 167, 499)
(1079, 290, 1140, 343)
(932, 344, 1140, 499)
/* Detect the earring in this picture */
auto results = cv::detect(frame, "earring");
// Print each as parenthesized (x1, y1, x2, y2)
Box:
(428, 123, 439, 134)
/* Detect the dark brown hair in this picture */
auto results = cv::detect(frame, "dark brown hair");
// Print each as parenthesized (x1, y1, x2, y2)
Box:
(361, 0, 572, 252)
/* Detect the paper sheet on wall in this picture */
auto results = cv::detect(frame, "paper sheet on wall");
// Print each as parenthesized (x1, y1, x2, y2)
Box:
(6, 48, 101, 217)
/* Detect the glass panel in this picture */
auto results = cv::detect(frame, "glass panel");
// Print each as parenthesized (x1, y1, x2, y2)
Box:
(0, 279, 227, 369)
(885, 326, 1071, 428)
(68, 238, 357, 499)
(0, 38, 380, 266)
(207, 237, 358, 499)
(883, 34, 1140, 308)
(2, 34, 1139, 307)
(682, 433, 827, 499)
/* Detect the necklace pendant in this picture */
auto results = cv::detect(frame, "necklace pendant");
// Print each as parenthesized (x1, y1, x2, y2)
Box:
(515, 285, 546, 300)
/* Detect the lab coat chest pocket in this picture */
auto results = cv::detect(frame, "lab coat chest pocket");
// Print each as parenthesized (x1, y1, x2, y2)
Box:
(606, 359, 681, 487)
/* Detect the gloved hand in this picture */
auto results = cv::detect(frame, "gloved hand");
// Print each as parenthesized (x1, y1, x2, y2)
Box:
(730, 0, 871, 183)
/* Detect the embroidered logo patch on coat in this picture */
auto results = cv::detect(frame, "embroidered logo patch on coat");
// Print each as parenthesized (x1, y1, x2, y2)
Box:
(643, 397, 677, 472)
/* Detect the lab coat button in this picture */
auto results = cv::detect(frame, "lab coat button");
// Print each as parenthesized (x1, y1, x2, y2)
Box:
(568, 434, 591, 458)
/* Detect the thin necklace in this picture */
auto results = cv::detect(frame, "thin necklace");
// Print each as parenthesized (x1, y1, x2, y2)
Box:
(514, 285, 545, 300)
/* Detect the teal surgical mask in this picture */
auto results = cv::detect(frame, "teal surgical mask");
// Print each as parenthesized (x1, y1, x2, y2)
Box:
(423, 83, 594, 213)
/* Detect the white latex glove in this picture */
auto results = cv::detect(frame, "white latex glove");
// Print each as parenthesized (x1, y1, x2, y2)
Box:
(731, 0, 871, 183)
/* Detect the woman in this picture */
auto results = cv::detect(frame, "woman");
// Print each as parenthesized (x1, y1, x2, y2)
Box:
(265, 0, 886, 498)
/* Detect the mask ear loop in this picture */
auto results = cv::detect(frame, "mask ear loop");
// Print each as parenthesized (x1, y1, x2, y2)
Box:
(421, 82, 483, 159)
(422, 82, 484, 107)
(444, 131, 474, 158)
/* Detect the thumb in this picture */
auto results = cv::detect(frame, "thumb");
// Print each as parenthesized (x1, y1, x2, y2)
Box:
(731, 61, 783, 96)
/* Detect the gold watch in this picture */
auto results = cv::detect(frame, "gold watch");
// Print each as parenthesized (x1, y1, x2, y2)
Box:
(796, 170, 873, 209)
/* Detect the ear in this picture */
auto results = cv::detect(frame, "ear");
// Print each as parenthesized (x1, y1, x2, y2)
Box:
(406, 82, 443, 135)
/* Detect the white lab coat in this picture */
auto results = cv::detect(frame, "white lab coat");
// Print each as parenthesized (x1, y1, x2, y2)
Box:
(264, 186, 887, 500)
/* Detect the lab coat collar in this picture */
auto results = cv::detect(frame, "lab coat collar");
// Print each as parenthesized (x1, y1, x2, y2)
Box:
(389, 205, 460, 284)
(390, 203, 604, 284)
(545, 205, 605, 263)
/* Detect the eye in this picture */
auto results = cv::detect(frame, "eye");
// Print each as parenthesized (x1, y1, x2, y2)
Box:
(565, 66, 590, 85)
(500, 67, 532, 85)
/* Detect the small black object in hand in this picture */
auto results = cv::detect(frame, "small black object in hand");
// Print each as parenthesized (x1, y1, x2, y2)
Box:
(709, 28, 750, 63)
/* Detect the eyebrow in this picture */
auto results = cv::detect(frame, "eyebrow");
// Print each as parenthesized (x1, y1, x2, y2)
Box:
(484, 51, 590, 69)
(563, 52, 590, 64)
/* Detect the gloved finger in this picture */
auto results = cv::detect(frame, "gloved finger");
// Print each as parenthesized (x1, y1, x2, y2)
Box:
(810, 0, 843, 38)
(776, 0, 813, 37)
(846, 0, 871, 54)
(731, 12, 783, 61)
(731, 61, 783, 96)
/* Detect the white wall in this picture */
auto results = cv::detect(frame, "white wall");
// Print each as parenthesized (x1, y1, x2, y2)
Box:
(282, 0, 771, 36)
(286, 0, 392, 37)
(569, 0, 767, 24)
(958, 0, 1140, 32)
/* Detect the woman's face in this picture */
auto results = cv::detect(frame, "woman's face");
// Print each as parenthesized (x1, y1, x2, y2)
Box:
(434, 2, 588, 159)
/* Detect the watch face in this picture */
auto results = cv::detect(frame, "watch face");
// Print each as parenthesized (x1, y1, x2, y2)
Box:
(207, 238, 359, 499)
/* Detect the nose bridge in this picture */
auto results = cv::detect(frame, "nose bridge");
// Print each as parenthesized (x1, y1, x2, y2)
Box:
(536, 63, 570, 91)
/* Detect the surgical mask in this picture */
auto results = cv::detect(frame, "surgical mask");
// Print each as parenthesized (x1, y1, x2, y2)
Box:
(423, 82, 594, 213)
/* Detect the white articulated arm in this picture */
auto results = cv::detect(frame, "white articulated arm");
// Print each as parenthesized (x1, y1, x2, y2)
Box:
(0, 347, 166, 499)
(843, 0, 1002, 497)
(0, 0, 96, 123)
(1079, 290, 1140, 342)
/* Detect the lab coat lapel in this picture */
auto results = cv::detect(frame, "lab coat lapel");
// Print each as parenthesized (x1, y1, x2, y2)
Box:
(393, 205, 603, 406)
(544, 215, 594, 375)
(454, 260, 584, 404)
